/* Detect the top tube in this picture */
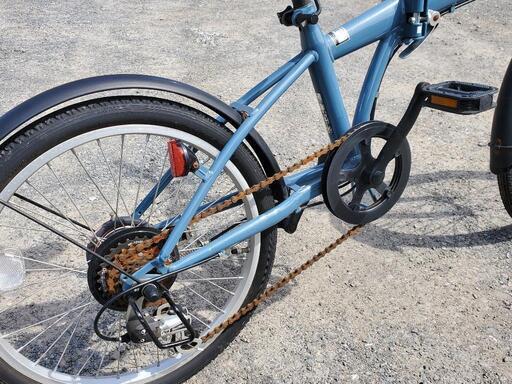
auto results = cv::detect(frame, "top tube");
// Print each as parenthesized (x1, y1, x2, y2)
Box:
(329, 0, 475, 60)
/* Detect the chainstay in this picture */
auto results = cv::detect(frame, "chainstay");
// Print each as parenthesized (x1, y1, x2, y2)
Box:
(103, 128, 362, 345)
(112, 130, 354, 265)
(201, 224, 364, 343)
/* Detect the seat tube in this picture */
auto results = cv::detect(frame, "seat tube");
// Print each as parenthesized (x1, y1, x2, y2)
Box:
(300, 24, 351, 140)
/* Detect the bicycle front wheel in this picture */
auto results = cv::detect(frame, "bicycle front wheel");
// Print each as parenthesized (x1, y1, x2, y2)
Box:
(0, 97, 277, 383)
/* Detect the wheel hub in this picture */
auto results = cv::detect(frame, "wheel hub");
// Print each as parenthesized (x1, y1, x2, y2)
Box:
(87, 219, 178, 311)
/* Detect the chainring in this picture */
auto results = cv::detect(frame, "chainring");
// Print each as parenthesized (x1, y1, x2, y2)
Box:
(322, 121, 411, 224)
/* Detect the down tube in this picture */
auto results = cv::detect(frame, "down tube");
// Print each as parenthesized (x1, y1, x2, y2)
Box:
(129, 51, 318, 281)
(353, 34, 401, 125)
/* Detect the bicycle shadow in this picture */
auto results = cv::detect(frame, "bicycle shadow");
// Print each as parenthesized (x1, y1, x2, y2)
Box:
(326, 170, 512, 251)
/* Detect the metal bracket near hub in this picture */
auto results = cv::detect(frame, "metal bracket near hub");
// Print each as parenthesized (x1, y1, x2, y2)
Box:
(427, 10, 441, 27)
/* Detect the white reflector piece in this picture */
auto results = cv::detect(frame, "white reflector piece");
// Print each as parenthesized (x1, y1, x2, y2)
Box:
(0, 248, 25, 292)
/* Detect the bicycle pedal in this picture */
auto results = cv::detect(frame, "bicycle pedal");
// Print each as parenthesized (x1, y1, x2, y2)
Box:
(423, 81, 498, 115)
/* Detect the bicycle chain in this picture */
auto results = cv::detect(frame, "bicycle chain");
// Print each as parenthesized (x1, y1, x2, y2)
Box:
(105, 129, 364, 342)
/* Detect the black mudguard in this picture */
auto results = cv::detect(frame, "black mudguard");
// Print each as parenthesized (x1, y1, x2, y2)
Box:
(0, 74, 287, 203)
(490, 60, 512, 174)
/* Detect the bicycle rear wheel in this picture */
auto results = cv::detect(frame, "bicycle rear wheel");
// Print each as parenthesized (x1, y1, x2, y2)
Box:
(0, 97, 277, 383)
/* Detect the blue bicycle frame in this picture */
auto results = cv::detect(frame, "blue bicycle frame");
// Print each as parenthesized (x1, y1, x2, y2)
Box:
(121, 0, 474, 287)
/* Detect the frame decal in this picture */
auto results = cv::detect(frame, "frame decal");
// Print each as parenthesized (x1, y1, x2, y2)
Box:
(328, 27, 350, 46)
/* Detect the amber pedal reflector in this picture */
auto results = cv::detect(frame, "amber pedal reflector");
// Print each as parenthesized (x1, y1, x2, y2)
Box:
(430, 95, 458, 109)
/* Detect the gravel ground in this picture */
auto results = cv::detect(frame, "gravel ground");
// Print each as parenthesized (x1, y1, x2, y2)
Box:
(0, 1, 511, 383)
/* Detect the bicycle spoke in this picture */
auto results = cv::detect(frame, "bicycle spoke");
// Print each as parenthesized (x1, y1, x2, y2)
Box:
(52, 307, 86, 371)
(131, 134, 151, 226)
(181, 270, 236, 295)
(159, 157, 213, 228)
(26, 268, 68, 272)
(180, 216, 244, 250)
(46, 163, 98, 241)
(8, 272, 73, 293)
(0, 224, 78, 238)
(7, 199, 90, 240)
(95, 341, 109, 376)
(76, 349, 95, 376)
(116, 320, 122, 379)
(18, 182, 91, 231)
(115, 135, 126, 230)
(18, 316, 70, 353)
(71, 148, 121, 221)
(96, 139, 131, 216)
(161, 177, 185, 228)
(146, 150, 170, 225)
(2, 301, 92, 339)
(17, 255, 86, 274)
(179, 276, 244, 282)
(176, 284, 225, 314)
(35, 306, 88, 365)
(210, 256, 247, 262)
(0, 273, 73, 317)
(188, 312, 211, 329)
(180, 232, 209, 251)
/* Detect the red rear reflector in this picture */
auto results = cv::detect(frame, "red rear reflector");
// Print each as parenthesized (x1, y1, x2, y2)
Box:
(168, 139, 187, 177)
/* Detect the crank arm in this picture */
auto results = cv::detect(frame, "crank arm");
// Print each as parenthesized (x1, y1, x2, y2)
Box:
(372, 82, 428, 173)
(373, 78, 497, 173)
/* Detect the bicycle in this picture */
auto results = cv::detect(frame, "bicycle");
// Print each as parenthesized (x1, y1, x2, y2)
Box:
(0, 0, 508, 383)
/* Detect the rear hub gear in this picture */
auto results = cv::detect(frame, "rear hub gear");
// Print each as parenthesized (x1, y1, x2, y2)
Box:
(87, 220, 179, 311)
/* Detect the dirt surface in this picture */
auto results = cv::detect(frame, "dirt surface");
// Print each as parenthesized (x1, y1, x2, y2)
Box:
(0, 1, 511, 383)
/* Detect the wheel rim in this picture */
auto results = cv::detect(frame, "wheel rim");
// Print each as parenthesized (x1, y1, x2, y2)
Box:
(0, 125, 261, 382)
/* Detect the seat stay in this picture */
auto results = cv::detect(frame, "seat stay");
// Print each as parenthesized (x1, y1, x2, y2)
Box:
(122, 51, 318, 287)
